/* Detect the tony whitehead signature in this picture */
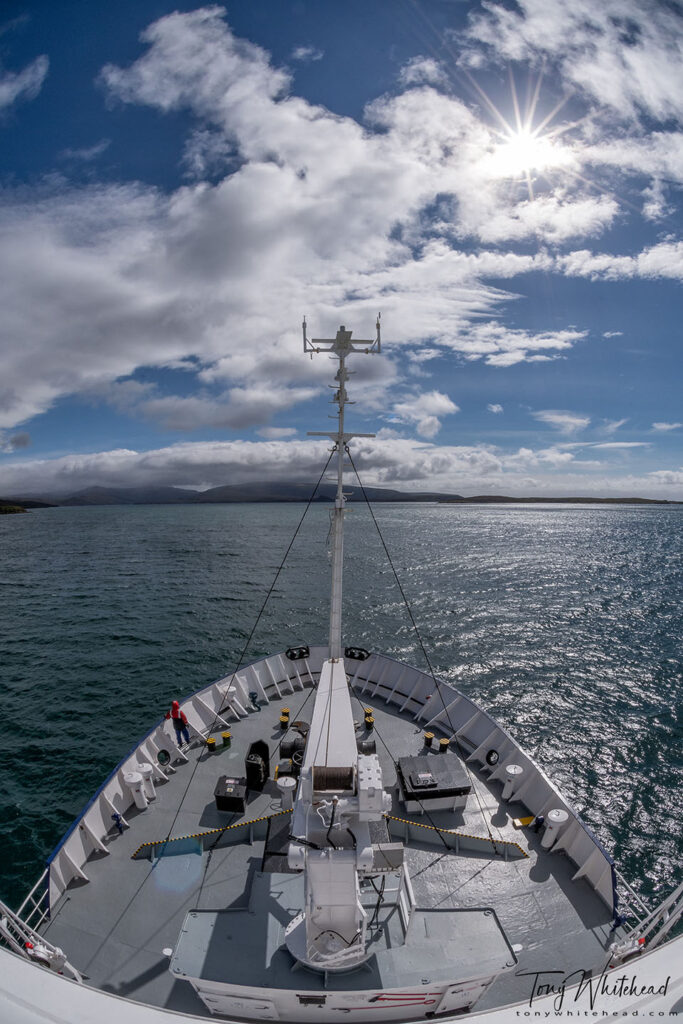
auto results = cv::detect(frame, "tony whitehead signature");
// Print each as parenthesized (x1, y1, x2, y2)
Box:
(517, 966, 671, 1011)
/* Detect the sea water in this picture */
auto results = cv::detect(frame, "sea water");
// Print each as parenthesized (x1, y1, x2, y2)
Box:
(1, 502, 681, 915)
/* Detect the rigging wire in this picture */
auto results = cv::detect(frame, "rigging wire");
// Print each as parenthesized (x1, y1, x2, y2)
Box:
(345, 447, 501, 854)
(221, 448, 336, 703)
(159, 448, 336, 851)
(368, 874, 386, 930)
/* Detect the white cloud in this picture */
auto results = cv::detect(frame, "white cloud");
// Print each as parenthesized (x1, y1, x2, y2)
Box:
(592, 442, 649, 449)
(453, 322, 585, 367)
(257, 426, 297, 439)
(291, 45, 323, 63)
(557, 242, 683, 282)
(2, 437, 680, 500)
(181, 128, 235, 179)
(652, 422, 682, 432)
(487, 403, 504, 414)
(602, 331, 623, 339)
(602, 418, 628, 435)
(0, 46, 590, 434)
(648, 468, 683, 486)
(139, 385, 317, 430)
(533, 410, 590, 435)
(399, 57, 448, 88)
(459, 1, 683, 249)
(462, 0, 683, 124)
(0, 54, 48, 110)
(642, 179, 673, 222)
(473, 194, 618, 245)
(0, 4, 675, 446)
(59, 139, 111, 162)
(585, 133, 683, 184)
(391, 391, 459, 438)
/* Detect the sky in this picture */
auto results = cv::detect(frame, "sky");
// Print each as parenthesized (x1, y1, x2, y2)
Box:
(0, 0, 681, 499)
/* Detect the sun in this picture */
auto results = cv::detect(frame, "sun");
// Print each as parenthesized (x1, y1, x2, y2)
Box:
(490, 126, 568, 178)
(468, 68, 579, 199)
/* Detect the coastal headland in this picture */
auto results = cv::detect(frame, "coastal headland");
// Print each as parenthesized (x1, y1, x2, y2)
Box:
(1, 486, 681, 507)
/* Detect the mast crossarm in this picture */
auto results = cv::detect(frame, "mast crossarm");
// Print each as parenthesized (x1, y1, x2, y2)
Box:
(307, 431, 376, 441)
(303, 315, 381, 356)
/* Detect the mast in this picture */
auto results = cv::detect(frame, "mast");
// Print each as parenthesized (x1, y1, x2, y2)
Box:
(285, 316, 394, 975)
(304, 317, 381, 659)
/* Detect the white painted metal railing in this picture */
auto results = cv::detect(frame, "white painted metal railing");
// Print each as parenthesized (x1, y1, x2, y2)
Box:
(14, 868, 50, 931)
(0, 895, 82, 982)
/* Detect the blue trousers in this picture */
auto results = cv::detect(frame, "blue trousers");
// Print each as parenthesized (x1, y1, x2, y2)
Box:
(174, 725, 190, 745)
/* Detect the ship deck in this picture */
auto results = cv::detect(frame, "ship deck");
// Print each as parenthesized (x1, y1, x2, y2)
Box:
(39, 674, 618, 1017)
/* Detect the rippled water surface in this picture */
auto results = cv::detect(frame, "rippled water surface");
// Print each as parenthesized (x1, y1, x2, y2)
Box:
(2, 502, 682, 912)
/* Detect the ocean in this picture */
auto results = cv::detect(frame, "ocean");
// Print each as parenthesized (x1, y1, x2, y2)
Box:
(2, 501, 682, 919)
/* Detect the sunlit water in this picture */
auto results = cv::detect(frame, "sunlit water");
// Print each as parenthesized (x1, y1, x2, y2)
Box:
(2, 503, 681, 914)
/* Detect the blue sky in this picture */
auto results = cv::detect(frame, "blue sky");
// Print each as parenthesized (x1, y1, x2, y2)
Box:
(0, 0, 681, 497)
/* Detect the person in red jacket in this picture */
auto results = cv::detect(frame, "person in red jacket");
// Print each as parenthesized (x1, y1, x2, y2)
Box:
(165, 700, 190, 746)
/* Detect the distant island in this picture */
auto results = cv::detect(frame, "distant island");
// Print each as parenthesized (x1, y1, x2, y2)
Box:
(1, 485, 681, 507)
(0, 502, 28, 514)
(438, 495, 683, 505)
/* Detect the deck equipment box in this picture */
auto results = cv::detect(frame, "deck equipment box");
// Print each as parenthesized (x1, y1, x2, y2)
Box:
(397, 754, 471, 813)
(214, 775, 247, 814)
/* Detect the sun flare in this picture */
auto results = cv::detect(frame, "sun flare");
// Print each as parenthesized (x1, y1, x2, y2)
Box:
(491, 126, 568, 178)
(468, 68, 579, 199)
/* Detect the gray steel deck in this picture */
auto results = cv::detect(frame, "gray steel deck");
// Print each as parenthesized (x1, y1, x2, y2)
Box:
(170, 875, 514, 991)
(40, 682, 618, 1015)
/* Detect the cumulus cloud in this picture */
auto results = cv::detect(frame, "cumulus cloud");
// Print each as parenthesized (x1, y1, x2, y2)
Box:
(0, 54, 48, 110)
(652, 422, 682, 432)
(0, 7, 610, 435)
(473, 194, 618, 245)
(462, 0, 683, 124)
(585, 133, 683, 185)
(391, 391, 459, 438)
(533, 410, 590, 435)
(2, 437, 680, 499)
(454, 322, 585, 367)
(648, 468, 683, 486)
(399, 57, 449, 88)
(487, 403, 503, 414)
(0, 2, 679, 467)
(557, 242, 683, 282)
(139, 385, 317, 430)
(459, 0, 683, 250)
(641, 179, 673, 222)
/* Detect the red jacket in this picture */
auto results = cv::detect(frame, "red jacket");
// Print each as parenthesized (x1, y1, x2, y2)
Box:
(165, 701, 188, 726)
